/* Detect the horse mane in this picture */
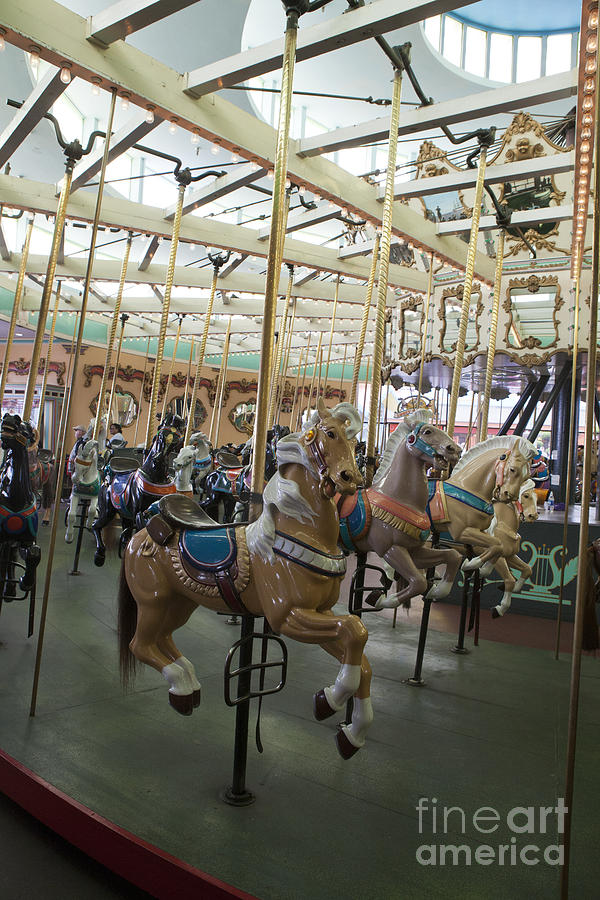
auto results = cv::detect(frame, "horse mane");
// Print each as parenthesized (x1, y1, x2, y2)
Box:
(451, 435, 537, 476)
(520, 478, 535, 495)
(374, 409, 433, 486)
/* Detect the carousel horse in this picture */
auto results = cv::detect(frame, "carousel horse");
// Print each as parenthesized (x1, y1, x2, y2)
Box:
(188, 432, 214, 495)
(202, 439, 277, 523)
(28, 434, 57, 525)
(479, 478, 539, 618)
(0, 414, 41, 599)
(65, 439, 101, 543)
(119, 398, 372, 758)
(338, 410, 463, 607)
(92, 415, 185, 567)
(427, 435, 537, 572)
(172, 445, 196, 496)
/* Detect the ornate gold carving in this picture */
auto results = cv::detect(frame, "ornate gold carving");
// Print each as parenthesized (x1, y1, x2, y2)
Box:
(503, 225, 570, 258)
(489, 112, 570, 166)
(414, 140, 460, 179)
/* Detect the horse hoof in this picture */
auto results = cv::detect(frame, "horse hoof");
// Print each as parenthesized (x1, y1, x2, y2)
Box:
(169, 692, 194, 716)
(335, 727, 360, 761)
(193, 689, 201, 708)
(491, 608, 500, 619)
(94, 553, 105, 568)
(313, 689, 336, 721)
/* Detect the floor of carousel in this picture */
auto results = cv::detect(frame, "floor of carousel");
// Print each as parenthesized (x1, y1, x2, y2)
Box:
(0, 523, 598, 900)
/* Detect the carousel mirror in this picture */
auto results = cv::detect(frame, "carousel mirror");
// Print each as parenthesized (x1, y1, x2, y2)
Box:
(439, 284, 484, 354)
(90, 387, 138, 427)
(504, 275, 561, 350)
(398, 296, 423, 359)
(165, 395, 207, 429)
(228, 399, 256, 434)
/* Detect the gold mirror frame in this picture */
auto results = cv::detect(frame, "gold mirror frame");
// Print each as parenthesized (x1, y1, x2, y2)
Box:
(438, 283, 484, 354)
(398, 295, 424, 360)
(89, 386, 138, 427)
(228, 399, 257, 434)
(502, 274, 563, 351)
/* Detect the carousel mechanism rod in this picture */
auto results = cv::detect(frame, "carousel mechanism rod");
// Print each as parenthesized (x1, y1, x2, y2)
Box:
(350, 232, 379, 406)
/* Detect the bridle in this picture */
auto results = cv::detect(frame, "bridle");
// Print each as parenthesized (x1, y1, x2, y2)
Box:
(304, 422, 333, 496)
(406, 422, 437, 458)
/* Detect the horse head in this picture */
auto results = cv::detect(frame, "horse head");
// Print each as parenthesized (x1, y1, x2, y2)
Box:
(1, 414, 36, 451)
(173, 445, 196, 471)
(495, 438, 537, 502)
(73, 439, 99, 484)
(517, 478, 539, 523)
(403, 410, 461, 469)
(302, 397, 362, 498)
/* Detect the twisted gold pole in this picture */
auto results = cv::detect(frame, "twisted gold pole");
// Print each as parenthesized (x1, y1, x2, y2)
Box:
(478, 231, 504, 441)
(212, 317, 232, 450)
(0, 216, 34, 406)
(292, 331, 311, 430)
(323, 274, 340, 392)
(23, 168, 74, 421)
(144, 181, 186, 447)
(288, 346, 304, 430)
(268, 288, 291, 426)
(184, 266, 218, 445)
(307, 331, 323, 419)
(106, 314, 128, 432)
(30, 88, 118, 716)
(351, 233, 379, 406)
(183, 335, 195, 422)
(93, 232, 132, 441)
(361, 357, 371, 433)
(365, 67, 402, 487)
(446, 145, 489, 438)
(249, 11, 297, 519)
(36, 280, 62, 436)
(339, 343, 348, 397)
(133, 335, 152, 447)
(276, 293, 296, 425)
(160, 315, 183, 421)
(417, 252, 434, 405)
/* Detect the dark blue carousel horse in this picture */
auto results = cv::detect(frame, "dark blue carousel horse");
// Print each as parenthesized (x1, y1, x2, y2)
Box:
(91, 415, 185, 567)
(0, 414, 41, 603)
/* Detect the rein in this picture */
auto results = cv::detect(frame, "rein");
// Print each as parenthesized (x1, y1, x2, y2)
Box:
(304, 424, 332, 496)
(406, 421, 437, 458)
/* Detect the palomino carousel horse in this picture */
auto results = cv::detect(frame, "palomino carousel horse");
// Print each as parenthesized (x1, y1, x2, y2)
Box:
(65, 439, 101, 543)
(0, 414, 41, 600)
(338, 410, 463, 607)
(119, 399, 374, 759)
(92, 415, 185, 566)
(427, 435, 537, 571)
(480, 478, 539, 618)
(28, 434, 56, 526)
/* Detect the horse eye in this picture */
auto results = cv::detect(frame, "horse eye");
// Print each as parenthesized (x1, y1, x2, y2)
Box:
(326, 430, 336, 439)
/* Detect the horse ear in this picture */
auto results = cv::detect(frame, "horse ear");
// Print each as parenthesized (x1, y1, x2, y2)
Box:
(317, 395, 327, 419)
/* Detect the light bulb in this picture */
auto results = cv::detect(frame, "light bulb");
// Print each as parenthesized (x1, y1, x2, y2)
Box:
(210, 142, 220, 155)
(587, 35, 597, 53)
(145, 107, 155, 124)
(341, 207, 349, 217)
(581, 140, 591, 153)
(60, 65, 71, 84)
(586, 56, 597, 74)
(267, 168, 274, 179)
(581, 127, 592, 139)
(585, 77, 595, 93)
(285, 177, 291, 189)
(313, 192, 321, 203)
(250, 160, 259, 172)
(299, 184, 306, 195)
(589, 9, 599, 29)
(29, 48, 39, 65)
(583, 112, 594, 126)
(91, 78, 101, 95)
(0, 31, 5, 52)
(231, 151, 239, 163)
(120, 93, 130, 110)
(168, 119, 177, 134)
(191, 130, 200, 144)
(581, 154, 590, 164)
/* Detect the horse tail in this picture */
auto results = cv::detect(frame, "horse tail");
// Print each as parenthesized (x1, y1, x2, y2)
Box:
(117, 557, 138, 689)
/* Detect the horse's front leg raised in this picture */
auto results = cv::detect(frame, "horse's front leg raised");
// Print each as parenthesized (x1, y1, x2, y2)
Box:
(456, 527, 504, 571)
(368, 545, 428, 609)
(277, 607, 372, 759)
(65, 492, 76, 543)
(411, 545, 462, 600)
(86, 496, 99, 529)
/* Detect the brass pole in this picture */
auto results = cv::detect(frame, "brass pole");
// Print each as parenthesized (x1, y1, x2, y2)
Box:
(339, 343, 348, 397)
(446, 142, 490, 438)
(30, 88, 118, 716)
(276, 293, 297, 425)
(183, 335, 195, 423)
(268, 291, 291, 427)
(365, 66, 402, 487)
(144, 179, 187, 448)
(160, 315, 183, 421)
(559, 36, 600, 892)
(22, 167, 75, 421)
(249, 10, 297, 521)
(323, 273, 340, 392)
(361, 357, 371, 434)
(479, 231, 505, 441)
(208, 320, 231, 446)
(212, 318, 232, 450)
(93, 232, 132, 440)
(417, 252, 435, 405)
(133, 336, 152, 447)
(183, 265, 218, 445)
(293, 331, 311, 430)
(351, 233, 379, 406)
(288, 346, 304, 430)
(555, 269, 581, 660)
(0, 216, 34, 406)
(306, 331, 323, 420)
(36, 280, 62, 437)
(106, 313, 129, 431)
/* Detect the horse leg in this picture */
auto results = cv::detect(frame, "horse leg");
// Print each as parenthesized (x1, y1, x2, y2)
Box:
(92, 489, 117, 566)
(65, 492, 76, 543)
(411, 545, 462, 600)
(19, 543, 40, 594)
(155, 597, 202, 708)
(368, 546, 428, 609)
(317, 634, 373, 760)
(509, 555, 532, 594)
(86, 496, 99, 529)
(457, 527, 504, 570)
(490, 556, 516, 618)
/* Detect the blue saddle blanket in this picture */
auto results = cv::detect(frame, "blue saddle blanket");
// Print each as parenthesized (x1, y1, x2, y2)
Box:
(179, 526, 237, 571)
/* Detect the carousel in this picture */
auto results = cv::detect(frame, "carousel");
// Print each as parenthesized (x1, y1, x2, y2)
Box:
(0, 1, 596, 899)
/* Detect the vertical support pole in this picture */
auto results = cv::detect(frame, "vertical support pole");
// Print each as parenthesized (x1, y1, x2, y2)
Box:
(338, 343, 348, 397)
(446, 138, 491, 438)
(208, 318, 231, 447)
(323, 273, 340, 392)
(306, 332, 323, 422)
(212, 318, 232, 450)
(183, 335, 195, 422)
(106, 313, 129, 431)
(417, 252, 434, 405)
(288, 346, 304, 431)
(184, 262, 219, 446)
(275, 284, 296, 425)
(160, 314, 183, 421)
(133, 336, 152, 447)
(479, 230, 504, 441)
(268, 283, 290, 426)
(37, 280, 62, 437)
(0, 216, 34, 405)
(361, 357, 371, 439)
(350, 234, 379, 406)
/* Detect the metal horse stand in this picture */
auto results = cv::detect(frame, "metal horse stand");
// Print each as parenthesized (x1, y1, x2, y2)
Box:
(0, 543, 37, 638)
(404, 532, 440, 687)
(452, 552, 482, 653)
(69, 498, 91, 576)
(222, 615, 287, 806)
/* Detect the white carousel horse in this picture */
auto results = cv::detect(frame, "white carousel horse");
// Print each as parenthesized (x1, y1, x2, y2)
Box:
(172, 445, 196, 494)
(188, 431, 213, 493)
(480, 478, 539, 618)
(66, 439, 101, 543)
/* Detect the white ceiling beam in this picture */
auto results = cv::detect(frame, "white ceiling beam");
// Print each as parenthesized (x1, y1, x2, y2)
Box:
(61, 111, 163, 194)
(436, 204, 576, 235)
(0, 67, 69, 168)
(338, 235, 402, 260)
(86, 0, 203, 48)
(184, 0, 479, 97)
(257, 202, 340, 241)
(163, 163, 266, 220)
(0, 1, 493, 280)
(391, 150, 576, 200)
(0, 174, 428, 289)
(297, 69, 578, 158)
(294, 269, 320, 287)
(219, 253, 247, 278)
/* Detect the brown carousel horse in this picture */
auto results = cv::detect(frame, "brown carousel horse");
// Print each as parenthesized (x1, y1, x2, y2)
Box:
(118, 398, 371, 759)
(338, 410, 463, 607)
(28, 432, 57, 525)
